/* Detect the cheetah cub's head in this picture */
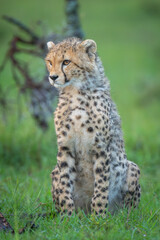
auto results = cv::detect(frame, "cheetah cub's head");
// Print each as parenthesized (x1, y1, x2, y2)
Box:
(45, 38, 98, 89)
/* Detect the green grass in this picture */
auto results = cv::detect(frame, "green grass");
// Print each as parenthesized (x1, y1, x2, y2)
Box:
(0, 0, 160, 239)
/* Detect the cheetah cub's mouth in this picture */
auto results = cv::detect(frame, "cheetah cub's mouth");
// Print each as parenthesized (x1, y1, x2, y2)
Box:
(49, 77, 75, 89)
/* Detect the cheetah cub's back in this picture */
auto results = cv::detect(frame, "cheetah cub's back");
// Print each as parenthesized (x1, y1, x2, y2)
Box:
(45, 38, 141, 216)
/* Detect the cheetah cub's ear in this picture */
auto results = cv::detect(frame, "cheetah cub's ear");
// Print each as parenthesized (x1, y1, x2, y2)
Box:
(80, 39, 97, 60)
(47, 41, 55, 51)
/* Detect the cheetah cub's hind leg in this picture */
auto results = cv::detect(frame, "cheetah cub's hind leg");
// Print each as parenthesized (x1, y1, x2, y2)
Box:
(51, 165, 60, 212)
(124, 161, 141, 210)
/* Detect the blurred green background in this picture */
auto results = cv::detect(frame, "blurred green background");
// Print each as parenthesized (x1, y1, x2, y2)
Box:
(0, 0, 160, 239)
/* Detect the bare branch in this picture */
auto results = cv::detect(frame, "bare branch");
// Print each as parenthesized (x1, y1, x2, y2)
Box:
(3, 15, 39, 42)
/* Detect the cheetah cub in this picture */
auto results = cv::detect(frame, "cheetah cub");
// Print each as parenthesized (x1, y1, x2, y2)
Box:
(45, 38, 141, 216)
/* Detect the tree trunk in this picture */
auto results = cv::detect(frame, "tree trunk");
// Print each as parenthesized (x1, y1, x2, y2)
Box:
(65, 0, 84, 39)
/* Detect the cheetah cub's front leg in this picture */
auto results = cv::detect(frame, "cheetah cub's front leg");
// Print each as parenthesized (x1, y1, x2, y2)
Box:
(54, 149, 76, 216)
(91, 150, 110, 215)
(51, 165, 60, 211)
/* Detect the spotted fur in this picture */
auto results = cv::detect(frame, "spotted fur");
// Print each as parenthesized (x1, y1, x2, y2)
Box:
(45, 37, 141, 216)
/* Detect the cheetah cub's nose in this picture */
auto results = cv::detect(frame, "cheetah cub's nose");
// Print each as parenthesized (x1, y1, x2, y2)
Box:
(50, 75, 58, 81)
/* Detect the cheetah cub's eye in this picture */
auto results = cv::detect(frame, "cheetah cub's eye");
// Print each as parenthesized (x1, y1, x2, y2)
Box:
(63, 60, 71, 66)
(48, 61, 52, 67)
